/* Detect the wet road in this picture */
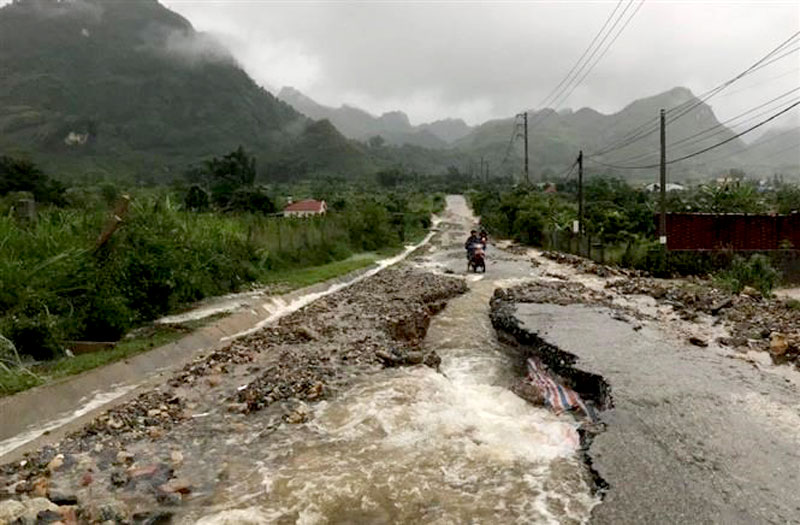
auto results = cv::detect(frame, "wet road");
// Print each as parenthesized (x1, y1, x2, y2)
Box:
(6, 194, 797, 523)
(190, 195, 597, 523)
(514, 302, 800, 524)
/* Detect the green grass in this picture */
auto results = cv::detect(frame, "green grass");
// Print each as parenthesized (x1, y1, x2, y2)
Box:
(0, 241, 419, 397)
(259, 252, 380, 289)
(0, 324, 187, 397)
(0, 185, 441, 396)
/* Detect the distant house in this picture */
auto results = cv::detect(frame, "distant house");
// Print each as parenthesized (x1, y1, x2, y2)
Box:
(283, 199, 327, 217)
(644, 182, 685, 192)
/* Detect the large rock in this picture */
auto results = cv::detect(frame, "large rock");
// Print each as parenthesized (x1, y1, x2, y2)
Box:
(0, 499, 26, 523)
(3, 498, 60, 525)
(770, 333, 789, 356)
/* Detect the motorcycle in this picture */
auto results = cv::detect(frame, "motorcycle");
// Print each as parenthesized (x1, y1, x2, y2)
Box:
(467, 243, 486, 273)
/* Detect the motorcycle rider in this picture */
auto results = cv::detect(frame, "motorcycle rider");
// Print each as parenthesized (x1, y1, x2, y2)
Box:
(465, 229, 481, 260)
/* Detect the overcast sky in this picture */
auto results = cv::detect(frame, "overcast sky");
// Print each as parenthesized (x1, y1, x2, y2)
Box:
(162, 0, 800, 132)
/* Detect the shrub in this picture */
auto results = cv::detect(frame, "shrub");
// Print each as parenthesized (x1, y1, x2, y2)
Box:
(3, 314, 62, 361)
(227, 187, 276, 214)
(717, 254, 780, 296)
(184, 185, 211, 211)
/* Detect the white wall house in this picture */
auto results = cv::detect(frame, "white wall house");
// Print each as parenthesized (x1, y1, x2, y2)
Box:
(283, 199, 327, 217)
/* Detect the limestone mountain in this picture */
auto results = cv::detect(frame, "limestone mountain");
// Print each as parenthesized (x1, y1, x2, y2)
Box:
(456, 87, 749, 181)
(277, 87, 472, 148)
(733, 127, 800, 175)
(0, 0, 370, 180)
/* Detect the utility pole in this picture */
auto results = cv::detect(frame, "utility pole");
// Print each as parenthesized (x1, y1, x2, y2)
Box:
(659, 108, 667, 245)
(523, 111, 529, 185)
(479, 156, 484, 182)
(578, 150, 584, 236)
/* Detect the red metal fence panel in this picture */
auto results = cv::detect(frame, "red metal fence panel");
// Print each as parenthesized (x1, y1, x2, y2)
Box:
(662, 213, 800, 251)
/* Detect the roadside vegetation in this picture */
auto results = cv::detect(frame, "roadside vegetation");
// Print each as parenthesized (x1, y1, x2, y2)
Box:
(0, 149, 445, 393)
(470, 173, 796, 286)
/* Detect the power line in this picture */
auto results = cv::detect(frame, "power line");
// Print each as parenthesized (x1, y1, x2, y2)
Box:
(700, 126, 799, 166)
(587, 100, 800, 170)
(535, 0, 646, 126)
(611, 88, 800, 164)
(717, 67, 800, 100)
(555, 159, 579, 179)
(531, 0, 625, 114)
(586, 31, 800, 159)
(529, 0, 643, 130)
(500, 114, 524, 168)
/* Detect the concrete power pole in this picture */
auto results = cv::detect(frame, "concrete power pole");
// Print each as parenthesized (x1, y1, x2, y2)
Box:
(523, 112, 529, 185)
(659, 108, 667, 245)
(578, 150, 584, 236)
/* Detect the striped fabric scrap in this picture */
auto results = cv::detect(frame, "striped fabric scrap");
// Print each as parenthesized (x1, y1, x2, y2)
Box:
(526, 358, 597, 421)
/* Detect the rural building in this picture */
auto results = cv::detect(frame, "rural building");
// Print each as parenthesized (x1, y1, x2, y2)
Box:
(644, 182, 685, 192)
(283, 199, 327, 217)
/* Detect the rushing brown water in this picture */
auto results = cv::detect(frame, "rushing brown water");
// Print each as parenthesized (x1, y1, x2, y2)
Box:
(178, 197, 596, 524)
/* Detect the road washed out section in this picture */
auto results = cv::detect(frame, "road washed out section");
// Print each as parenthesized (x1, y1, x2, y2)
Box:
(492, 277, 800, 524)
(0, 196, 601, 523)
(191, 195, 598, 524)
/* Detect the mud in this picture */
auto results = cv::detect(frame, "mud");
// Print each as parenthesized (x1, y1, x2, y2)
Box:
(0, 268, 465, 522)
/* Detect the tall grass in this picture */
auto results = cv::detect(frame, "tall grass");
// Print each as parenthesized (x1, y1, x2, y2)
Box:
(0, 191, 432, 361)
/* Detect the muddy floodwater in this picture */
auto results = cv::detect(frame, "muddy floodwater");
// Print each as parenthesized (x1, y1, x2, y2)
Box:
(184, 196, 596, 524)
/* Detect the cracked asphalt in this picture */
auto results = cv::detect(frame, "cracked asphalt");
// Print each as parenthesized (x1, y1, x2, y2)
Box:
(514, 302, 800, 524)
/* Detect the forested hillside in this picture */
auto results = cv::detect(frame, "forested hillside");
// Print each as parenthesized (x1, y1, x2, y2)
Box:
(0, 0, 372, 181)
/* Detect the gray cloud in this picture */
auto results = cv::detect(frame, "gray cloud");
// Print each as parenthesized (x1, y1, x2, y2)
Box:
(164, 0, 799, 133)
(5, 0, 798, 134)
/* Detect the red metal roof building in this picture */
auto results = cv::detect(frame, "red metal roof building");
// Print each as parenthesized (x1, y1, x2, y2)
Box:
(283, 199, 327, 217)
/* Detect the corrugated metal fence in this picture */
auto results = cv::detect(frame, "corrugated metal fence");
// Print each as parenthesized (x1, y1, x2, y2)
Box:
(664, 213, 800, 251)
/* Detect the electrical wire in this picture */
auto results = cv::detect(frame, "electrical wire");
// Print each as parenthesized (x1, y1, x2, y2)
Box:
(699, 126, 799, 166)
(717, 67, 800, 100)
(533, 0, 646, 129)
(529, 0, 644, 130)
(586, 31, 800, 159)
(608, 88, 800, 164)
(555, 159, 579, 179)
(586, 100, 800, 169)
(500, 114, 523, 168)
(531, 0, 625, 114)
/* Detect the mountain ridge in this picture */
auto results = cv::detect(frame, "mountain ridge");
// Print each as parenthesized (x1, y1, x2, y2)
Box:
(0, 0, 372, 180)
(277, 86, 472, 149)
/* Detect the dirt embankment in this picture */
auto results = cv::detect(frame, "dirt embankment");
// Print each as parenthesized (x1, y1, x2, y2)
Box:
(0, 268, 466, 524)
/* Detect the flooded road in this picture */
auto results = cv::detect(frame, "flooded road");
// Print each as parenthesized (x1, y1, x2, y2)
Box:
(184, 196, 596, 523)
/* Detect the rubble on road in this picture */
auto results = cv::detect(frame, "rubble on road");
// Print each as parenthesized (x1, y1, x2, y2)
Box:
(0, 268, 466, 521)
(606, 276, 800, 365)
(540, 251, 645, 278)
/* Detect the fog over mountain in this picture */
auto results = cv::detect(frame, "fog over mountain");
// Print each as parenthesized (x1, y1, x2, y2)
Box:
(0, 0, 796, 181)
(0, 0, 372, 179)
(163, 1, 798, 131)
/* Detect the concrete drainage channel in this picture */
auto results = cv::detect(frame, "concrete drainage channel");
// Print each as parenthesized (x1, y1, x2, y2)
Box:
(0, 230, 438, 464)
(489, 288, 614, 502)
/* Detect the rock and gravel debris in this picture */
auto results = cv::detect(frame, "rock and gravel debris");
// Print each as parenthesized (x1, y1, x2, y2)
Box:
(540, 251, 800, 367)
(0, 268, 466, 523)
